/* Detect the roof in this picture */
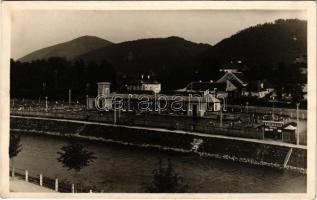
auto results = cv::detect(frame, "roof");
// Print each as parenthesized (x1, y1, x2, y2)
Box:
(283, 122, 297, 130)
(232, 72, 248, 85)
(140, 80, 160, 84)
(162, 90, 204, 96)
(216, 71, 248, 87)
(186, 82, 227, 92)
(115, 90, 154, 95)
(121, 78, 141, 86)
(97, 82, 111, 85)
(227, 79, 244, 90)
(121, 76, 160, 86)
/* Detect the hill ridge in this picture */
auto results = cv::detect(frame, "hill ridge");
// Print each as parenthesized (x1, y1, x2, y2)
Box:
(19, 35, 113, 62)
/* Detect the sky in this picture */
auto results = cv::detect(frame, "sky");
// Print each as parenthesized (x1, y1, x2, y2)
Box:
(11, 10, 306, 59)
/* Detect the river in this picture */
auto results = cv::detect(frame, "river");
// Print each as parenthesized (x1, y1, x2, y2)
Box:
(11, 132, 306, 193)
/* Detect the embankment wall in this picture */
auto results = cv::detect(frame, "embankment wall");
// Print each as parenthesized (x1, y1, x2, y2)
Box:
(10, 116, 306, 173)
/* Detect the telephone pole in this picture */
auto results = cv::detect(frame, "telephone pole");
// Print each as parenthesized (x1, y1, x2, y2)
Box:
(68, 89, 72, 106)
(45, 96, 48, 112)
(220, 104, 223, 128)
(296, 102, 300, 145)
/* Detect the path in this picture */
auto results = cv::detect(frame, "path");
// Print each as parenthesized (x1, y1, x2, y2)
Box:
(10, 178, 57, 193)
(11, 115, 307, 149)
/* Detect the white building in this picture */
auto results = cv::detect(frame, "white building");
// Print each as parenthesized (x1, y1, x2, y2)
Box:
(122, 75, 161, 93)
(87, 82, 112, 110)
(141, 81, 161, 93)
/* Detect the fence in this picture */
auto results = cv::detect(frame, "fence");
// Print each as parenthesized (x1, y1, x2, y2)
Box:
(227, 104, 307, 120)
(10, 167, 96, 193)
(11, 108, 307, 143)
(11, 109, 264, 139)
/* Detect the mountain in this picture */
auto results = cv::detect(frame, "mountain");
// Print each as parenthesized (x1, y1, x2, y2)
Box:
(19, 36, 113, 62)
(13, 19, 307, 96)
(75, 36, 211, 76)
(197, 19, 307, 68)
(75, 19, 306, 84)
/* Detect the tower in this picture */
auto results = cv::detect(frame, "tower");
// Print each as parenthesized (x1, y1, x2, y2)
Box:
(97, 82, 111, 97)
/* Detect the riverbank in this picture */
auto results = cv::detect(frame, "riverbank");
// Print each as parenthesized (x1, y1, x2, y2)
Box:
(11, 108, 307, 145)
(10, 115, 307, 174)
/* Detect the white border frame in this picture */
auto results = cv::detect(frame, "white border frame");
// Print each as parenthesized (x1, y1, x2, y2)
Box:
(1, 1, 316, 199)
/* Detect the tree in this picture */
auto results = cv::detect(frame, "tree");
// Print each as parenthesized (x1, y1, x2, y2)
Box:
(57, 139, 96, 172)
(57, 138, 96, 192)
(9, 133, 22, 177)
(146, 158, 187, 193)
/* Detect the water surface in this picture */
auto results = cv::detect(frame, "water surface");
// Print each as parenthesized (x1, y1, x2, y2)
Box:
(11, 132, 306, 193)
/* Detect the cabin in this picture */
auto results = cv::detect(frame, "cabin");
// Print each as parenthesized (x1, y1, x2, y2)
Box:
(282, 122, 297, 144)
(216, 71, 248, 97)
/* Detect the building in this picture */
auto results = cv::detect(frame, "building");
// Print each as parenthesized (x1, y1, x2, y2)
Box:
(262, 120, 297, 144)
(121, 74, 161, 93)
(246, 80, 275, 99)
(184, 81, 228, 98)
(282, 122, 297, 144)
(216, 71, 248, 97)
(141, 80, 161, 93)
(263, 120, 285, 140)
(110, 91, 220, 117)
(179, 81, 227, 111)
(88, 81, 221, 117)
(87, 82, 112, 110)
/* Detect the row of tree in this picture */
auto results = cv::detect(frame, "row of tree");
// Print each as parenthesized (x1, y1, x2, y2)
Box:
(11, 57, 117, 100)
(11, 55, 306, 102)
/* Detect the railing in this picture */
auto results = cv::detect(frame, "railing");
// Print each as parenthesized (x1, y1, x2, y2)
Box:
(10, 167, 96, 193)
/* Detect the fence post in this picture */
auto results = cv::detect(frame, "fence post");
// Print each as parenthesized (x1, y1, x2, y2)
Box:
(25, 170, 28, 182)
(39, 174, 43, 186)
(72, 184, 75, 193)
(55, 178, 58, 192)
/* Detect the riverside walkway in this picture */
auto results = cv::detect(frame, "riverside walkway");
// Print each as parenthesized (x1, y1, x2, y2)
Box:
(10, 178, 57, 193)
(11, 115, 307, 150)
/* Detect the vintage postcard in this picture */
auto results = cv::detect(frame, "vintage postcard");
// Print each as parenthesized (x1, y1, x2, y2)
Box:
(0, 1, 316, 199)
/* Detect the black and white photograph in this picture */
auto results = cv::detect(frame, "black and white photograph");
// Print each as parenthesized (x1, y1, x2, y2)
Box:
(0, 1, 316, 198)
